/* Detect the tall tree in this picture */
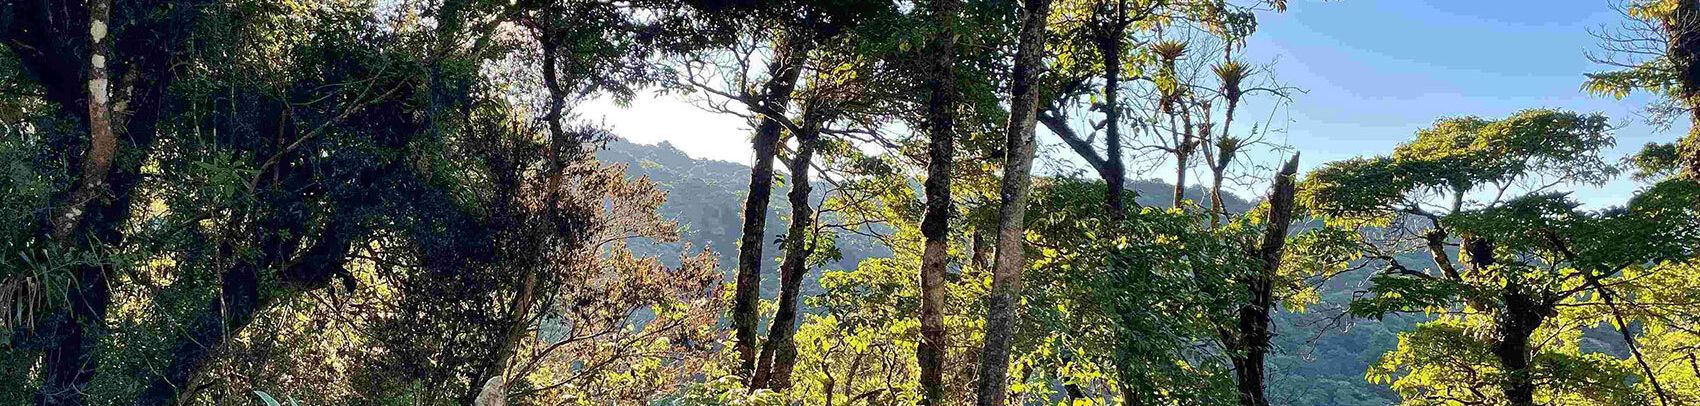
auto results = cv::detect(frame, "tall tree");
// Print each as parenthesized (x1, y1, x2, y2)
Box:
(975, 0, 1053, 404)
(1152, 39, 1196, 208)
(1306, 109, 1699, 406)
(1091, 0, 1133, 215)
(1, 0, 203, 401)
(730, 31, 814, 377)
(1587, 0, 1700, 178)
(752, 107, 825, 390)
(915, 0, 963, 403)
(677, 1, 889, 379)
(1224, 154, 1298, 406)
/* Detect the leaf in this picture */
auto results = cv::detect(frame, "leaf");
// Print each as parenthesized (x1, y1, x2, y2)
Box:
(255, 391, 282, 406)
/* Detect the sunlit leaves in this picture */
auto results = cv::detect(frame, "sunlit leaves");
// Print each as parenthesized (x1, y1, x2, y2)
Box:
(1298, 157, 1412, 226)
(1627, 142, 1681, 181)
(1368, 317, 1647, 406)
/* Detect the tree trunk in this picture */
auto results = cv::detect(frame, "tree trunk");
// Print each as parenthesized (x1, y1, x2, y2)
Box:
(1207, 146, 1232, 227)
(1491, 290, 1542, 406)
(974, 1, 1051, 404)
(37, 4, 116, 404)
(1668, 0, 1700, 178)
(463, 25, 569, 403)
(1230, 154, 1299, 406)
(1211, 69, 1241, 226)
(916, 0, 962, 401)
(1119, 378, 1144, 406)
(37, 265, 110, 406)
(753, 121, 821, 390)
(732, 32, 811, 378)
(49, 0, 114, 241)
(1172, 150, 1188, 208)
(971, 228, 993, 272)
(1208, 166, 1227, 226)
(1463, 236, 1543, 406)
(1099, 15, 1126, 217)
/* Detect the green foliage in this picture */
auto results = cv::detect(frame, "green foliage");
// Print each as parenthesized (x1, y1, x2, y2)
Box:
(667, 376, 789, 406)
(1305, 106, 1700, 405)
(1302, 109, 1616, 226)
(1021, 178, 1244, 404)
(1277, 225, 1363, 311)
(2, 0, 1694, 405)
(1367, 317, 1646, 406)
(1584, 0, 1686, 101)
(1627, 142, 1682, 181)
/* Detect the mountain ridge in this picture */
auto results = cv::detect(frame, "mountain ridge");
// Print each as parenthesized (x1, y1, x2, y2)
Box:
(597, 137, 1403, 406)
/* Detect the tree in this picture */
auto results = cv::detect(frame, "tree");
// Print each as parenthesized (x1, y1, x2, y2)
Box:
(1199, 155, 1296, 406)
(730, 29, 814, 377)
(1587, 0, 1700, 178)
(915, 0, 964, 402)
(751, 99, 825, 390)
(1032, 3, 1297, 404)
(974, 0, 1053, 404)
(669, 1, 891, 379)
(0, 0, 722, 404)
(1303, 109, 1700, 406)
(1, 0, 204, 401)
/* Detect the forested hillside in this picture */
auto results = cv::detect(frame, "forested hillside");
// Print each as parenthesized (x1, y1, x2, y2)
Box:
(601, 138, 1409, 405)
(3, 0, 1699, 405)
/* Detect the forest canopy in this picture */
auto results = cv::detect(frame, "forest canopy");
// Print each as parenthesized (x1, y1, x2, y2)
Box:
(1, 0, 1697, 406)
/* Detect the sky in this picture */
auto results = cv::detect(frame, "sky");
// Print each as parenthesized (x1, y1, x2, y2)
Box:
(580, 0, 1680, 208)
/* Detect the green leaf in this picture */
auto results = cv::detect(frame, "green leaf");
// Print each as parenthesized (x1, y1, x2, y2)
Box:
(255, 391, 282, 406)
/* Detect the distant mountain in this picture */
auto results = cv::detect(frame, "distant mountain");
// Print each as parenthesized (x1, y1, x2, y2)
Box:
(596, 138, 890, 299)
(596, 137, 1399, 405)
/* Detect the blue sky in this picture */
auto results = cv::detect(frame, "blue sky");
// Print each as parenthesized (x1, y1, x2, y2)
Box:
(582, 0, 1678, 208)
(1236, 0, 1677, 207)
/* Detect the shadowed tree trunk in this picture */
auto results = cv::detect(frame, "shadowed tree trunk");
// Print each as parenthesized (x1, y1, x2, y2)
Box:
(1667, 0, 1700, 178)
(49, 0, 112, 241)
(1208, 151, 1231, 226)
(971, 228, 993, 272)
(1172, 145, 1190, 208)
(1492, 287, 1543, 406)
(1205, 108, 1238, 227)
(975, 0, 1051, 404)
(916, 0, 961, 402)
(1039, 109, 1122, 216)
(1095, 0, 1128, 217)
(753, 116, 822, 390)
(732, 32, 812, 378)
(36, 3, 113, 404)
(1459, 236, 1543, 406)
(463, 22, 581, 401)
(4, 0, 191, 402)
(1227, 154, 1299, 406)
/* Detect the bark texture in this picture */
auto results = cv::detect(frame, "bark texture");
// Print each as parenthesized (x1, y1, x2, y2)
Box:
(1227, 154, 1299, 406)
(1095, 1, 1127, 217)
(1668, 0, 1700, 178)
(37, 4, 114, 404)
(1172, 147, 1190, 208)
(7, 0, 192, 402)
(753, 121, 821, 390)
(916, 0, 962, 402)
(50, 0, 112, 241)
(974, 0, 1051, 403)
(732, 33, 811, 377)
